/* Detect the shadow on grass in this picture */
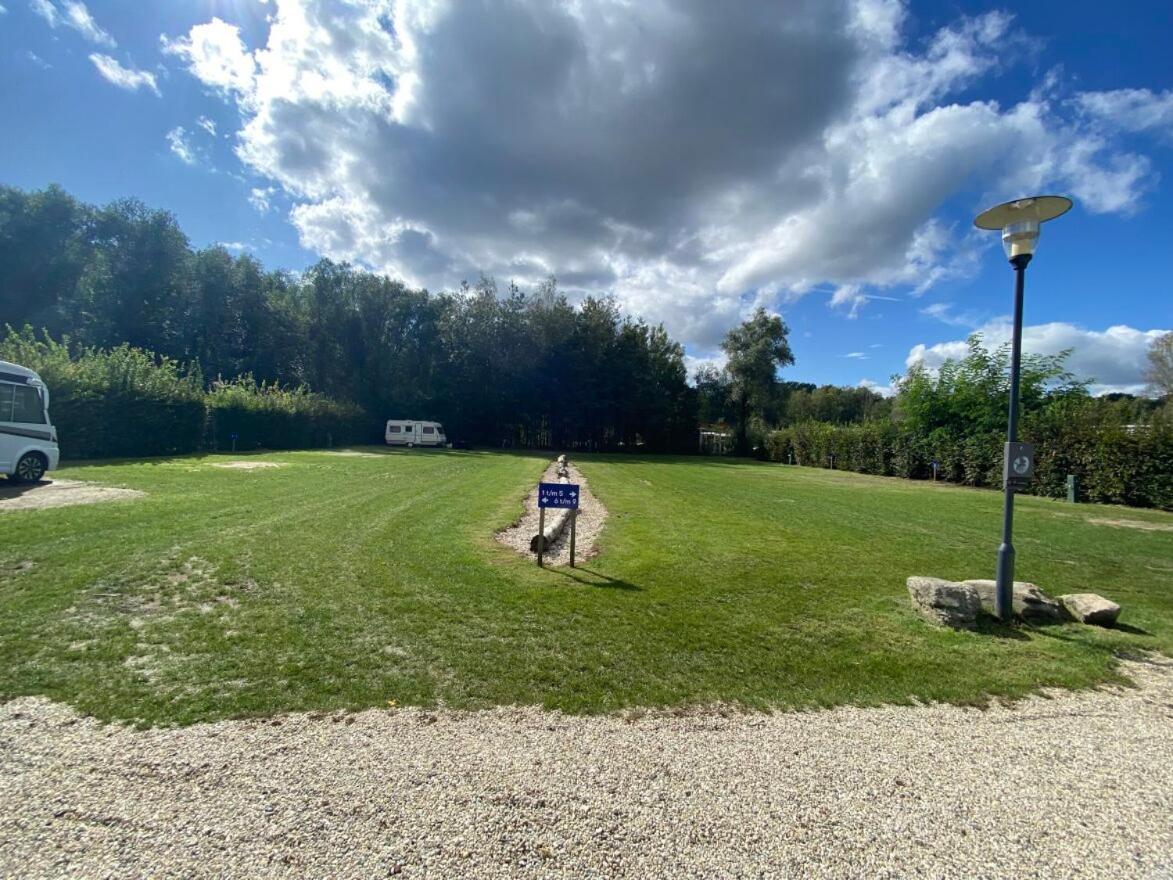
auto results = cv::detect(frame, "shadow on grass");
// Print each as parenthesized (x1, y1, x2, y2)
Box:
(551, 566, 642, 591)
(973, 617, 1030, 640)
(1109, 622, 1153, 637)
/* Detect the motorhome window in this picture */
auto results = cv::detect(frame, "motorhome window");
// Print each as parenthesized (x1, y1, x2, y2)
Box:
(388, 425, 400, 433)
(422, 426, 434, 434)
(0, 383, 13, 421)
(11, 385, 45, 424)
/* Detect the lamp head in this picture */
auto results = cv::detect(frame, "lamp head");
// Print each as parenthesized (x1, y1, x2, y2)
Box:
(974, 195, 1072, 261)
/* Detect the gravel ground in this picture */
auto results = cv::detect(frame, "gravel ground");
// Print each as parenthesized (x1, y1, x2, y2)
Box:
(0, 479, 144, 513)
(496, 460, 606, 566)
(2, 657, 1170, 879)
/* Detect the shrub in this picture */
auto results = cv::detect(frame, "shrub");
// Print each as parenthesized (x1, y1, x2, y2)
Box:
(206, 376, 374, 451)
(1, 327, 205, 459)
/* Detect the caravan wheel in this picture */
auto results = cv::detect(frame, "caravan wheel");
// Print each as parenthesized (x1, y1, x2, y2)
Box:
(407, 442, 414, 448)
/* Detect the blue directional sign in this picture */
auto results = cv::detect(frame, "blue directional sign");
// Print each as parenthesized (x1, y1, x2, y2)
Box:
(538, 482, 580, 510)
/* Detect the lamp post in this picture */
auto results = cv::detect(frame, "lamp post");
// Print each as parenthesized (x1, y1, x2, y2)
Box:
(974, 195, 1072, 621)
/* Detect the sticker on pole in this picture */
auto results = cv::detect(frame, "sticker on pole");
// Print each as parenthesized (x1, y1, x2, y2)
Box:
(538, 482, 580, 509)
(1003, 441, 1035, 490)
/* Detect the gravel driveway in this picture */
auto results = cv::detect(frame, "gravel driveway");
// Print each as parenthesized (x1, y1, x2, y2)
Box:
(2, 657, 1170, 879)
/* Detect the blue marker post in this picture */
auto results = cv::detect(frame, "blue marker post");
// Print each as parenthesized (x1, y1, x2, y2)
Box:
(536, 481, 581, 567)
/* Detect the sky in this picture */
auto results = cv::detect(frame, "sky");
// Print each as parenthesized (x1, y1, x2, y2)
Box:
(1, 0, 1170, 395)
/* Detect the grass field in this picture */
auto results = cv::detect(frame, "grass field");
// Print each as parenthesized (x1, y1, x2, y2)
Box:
(1, 448, 1170, 726)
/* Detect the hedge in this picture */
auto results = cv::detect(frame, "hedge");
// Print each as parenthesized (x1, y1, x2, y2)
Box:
(765, 411, 1173, 511)
(2, 328, 377, 460)
(206, 377, 374, 451)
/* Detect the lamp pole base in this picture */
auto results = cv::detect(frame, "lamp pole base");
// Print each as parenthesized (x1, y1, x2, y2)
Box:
(995, 540, 1015, 620)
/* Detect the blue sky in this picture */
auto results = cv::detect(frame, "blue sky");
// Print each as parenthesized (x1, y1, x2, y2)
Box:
(1, 0, 1170, 394)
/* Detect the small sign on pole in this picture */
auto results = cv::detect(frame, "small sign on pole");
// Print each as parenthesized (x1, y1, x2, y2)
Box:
(1003, 441, 1036, 491)
(536, 482, 580, 568)
(230, 432, 238, 453)
(538, 483, 580, 510)
(931, 459, 939, 481)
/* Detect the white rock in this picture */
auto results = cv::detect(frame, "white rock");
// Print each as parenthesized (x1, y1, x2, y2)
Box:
(963, 579, 1065, 623)
(1059, 593, 1121, 626)
(907, 577, 981, 630)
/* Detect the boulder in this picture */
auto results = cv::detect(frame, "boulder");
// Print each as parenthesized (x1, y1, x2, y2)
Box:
(907, 577, 981, 630)
(963, 579, 1065, 624)
(1058, 593, 1121, 626)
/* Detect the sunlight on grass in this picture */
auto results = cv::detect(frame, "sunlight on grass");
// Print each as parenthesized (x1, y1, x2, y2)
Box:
(1, 449, 1169, 725)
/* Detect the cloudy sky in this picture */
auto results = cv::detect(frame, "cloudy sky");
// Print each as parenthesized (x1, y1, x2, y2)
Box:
(2, 0, 1170, 394)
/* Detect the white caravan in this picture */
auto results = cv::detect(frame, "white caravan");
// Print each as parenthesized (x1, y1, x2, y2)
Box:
(385, 419, 448, 447)
(1, 360, 60, 482)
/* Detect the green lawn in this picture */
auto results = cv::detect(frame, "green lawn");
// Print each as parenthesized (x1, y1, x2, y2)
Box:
(1, 448, 1170, 725)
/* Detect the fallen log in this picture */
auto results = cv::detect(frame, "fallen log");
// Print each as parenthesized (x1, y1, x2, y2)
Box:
(530, 506, 572, 553)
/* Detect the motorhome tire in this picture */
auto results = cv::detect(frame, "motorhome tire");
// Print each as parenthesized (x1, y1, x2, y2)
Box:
(12, 451, 47, 483)
(407, 442, 414, 448)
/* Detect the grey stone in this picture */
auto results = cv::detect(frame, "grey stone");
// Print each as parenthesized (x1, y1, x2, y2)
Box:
(964, 579, 1065, 623)
(1059, 593, 1121, 626)
(907, 577, 981, 630)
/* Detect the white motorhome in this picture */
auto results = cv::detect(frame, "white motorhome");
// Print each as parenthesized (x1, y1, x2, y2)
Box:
(1, 360, 60, 483)
(385, 419, 448, 447)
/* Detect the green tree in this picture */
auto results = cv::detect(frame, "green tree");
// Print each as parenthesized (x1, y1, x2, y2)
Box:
(720, 308, 794, 454)
(1147, 331, 1173, 400)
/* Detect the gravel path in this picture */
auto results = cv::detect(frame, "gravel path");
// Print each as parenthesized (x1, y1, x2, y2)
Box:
(496, 460, 606, 566)
(2, 657, 1170, 879)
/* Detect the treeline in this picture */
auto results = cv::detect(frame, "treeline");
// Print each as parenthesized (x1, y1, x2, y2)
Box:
(1, 184, 694, 451)
(763, 339, 1172, 510)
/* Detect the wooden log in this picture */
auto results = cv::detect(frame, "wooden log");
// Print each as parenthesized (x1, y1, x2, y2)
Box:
(530, 507, 571, 552)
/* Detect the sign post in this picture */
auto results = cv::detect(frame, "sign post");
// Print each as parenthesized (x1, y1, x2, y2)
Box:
(536, 481, 580, 568)
(230, 432, 238, 453)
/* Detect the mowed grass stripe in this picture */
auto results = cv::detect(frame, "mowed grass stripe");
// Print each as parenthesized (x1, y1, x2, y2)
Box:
(0, 448, 1169, 724)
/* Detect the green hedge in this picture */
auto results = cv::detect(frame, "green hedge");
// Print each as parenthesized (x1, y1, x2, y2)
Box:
(2, 328, 375, 460)
(206, 377, 374, 451)
(1, 329, 206, 459)
(765, 411, 1173, 511)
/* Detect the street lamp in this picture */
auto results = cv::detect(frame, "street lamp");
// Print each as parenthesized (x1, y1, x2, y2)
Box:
(974, 195, 1072, 621)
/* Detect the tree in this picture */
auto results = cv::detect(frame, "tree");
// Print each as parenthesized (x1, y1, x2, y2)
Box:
(720, 308, 794, 455)
(1146, 332, 1173, 400)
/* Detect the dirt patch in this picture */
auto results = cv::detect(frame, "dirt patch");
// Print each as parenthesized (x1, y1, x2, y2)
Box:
(318, 450, 386, 458)
(211, 461, 285, 470)
(0, 479, 144, 513)
(496, 460, 607, 566)
(1085, 517, 1173, 533)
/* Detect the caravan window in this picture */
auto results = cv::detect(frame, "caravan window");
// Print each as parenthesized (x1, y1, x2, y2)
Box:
(388, 424, 401, 433)
(11, 385, 45, 424)
(0, 383, 13, 421)
(422, 426, 434, 434)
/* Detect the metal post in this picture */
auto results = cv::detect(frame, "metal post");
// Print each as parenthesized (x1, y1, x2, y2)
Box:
(995, 254, 1031, 620)
(537, 506, 545, 568)
(569, 508, 577, 568)
(1066, 474, 1077, 504)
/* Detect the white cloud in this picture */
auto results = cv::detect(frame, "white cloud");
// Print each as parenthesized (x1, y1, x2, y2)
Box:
(29, 0, 58, 26)
(164, 0, 1168, 349)
(0, 5, 9, 15)
(166, 126, 198, 165)
(684, 352, 728, 382)
(920, 302, 986, 328)
(1075, 88, 1173, 140)
(248, 185, 277, 213)
(30, 0, 114, 47)
(161, 17, 256, 96)
(858, 378, 896, 397)
(61, 1, 113, 46)
(844, 351, 868, 360)
(907, 322, 1171, 396)
(197, 115, 217, 136)
(89, 54, 159, 95)
(218, 241, 254, 252)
